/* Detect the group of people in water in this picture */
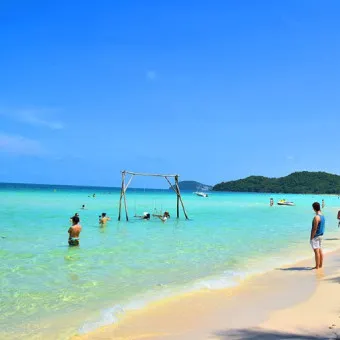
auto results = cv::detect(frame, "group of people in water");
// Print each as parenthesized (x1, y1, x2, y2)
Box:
(68, 196, 338, 272)
(135, 211, 170, 222)
(67, 205, 171, 247)
(67, 210, 112, 246)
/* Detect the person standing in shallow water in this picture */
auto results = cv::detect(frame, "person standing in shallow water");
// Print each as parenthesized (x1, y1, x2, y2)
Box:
(68, 216, 82, 246)
(69, 212, 79, 224)
(99, 212, 111, 225)
(310, 202, 325, 269)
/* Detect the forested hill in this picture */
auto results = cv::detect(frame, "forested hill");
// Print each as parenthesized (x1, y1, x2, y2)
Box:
(213, 171, 340, 194)
(171, 181, 212, 191)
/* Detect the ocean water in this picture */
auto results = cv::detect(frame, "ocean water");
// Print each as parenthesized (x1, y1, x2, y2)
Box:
(1, 183, 340, 339)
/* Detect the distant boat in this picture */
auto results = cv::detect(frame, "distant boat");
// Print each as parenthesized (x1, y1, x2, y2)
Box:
(277, 199, 295, 206)
(194, 192, 208, 197)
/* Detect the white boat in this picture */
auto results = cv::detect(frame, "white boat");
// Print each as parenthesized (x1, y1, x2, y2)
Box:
(277, 200, 295, 206)
(194, 192, 208, 197)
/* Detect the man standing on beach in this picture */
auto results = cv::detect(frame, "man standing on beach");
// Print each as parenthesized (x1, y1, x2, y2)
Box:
(310, 202, 325, 269)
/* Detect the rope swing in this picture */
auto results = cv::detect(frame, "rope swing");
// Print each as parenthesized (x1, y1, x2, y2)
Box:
(117, 170, 189, 221)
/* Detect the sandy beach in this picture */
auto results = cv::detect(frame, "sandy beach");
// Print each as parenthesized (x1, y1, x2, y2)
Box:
(75, 244, 340, 340)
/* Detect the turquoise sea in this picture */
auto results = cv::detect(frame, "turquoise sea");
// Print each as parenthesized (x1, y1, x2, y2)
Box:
(1, 183, 340, 339)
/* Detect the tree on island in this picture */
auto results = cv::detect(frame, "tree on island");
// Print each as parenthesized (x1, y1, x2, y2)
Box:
(213, 171, 340, 194)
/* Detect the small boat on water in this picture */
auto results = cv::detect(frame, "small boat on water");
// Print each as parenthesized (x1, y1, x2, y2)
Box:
(194, 192, 208, 197)
(277, 199, 295, 206)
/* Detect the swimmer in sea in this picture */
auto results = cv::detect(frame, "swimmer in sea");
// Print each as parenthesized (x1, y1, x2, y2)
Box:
(135, 212, 151, 220)
(99, 212, 111, 225)
(81, 204, 85, 210)
(153, 211, 170, 222)
(69, 213, 79, 224)
(68, 216, 82, 246)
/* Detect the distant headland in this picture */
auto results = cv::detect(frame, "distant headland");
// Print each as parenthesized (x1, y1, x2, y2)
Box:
(213, 171, 340, 194)
(173, 181, 213, 191)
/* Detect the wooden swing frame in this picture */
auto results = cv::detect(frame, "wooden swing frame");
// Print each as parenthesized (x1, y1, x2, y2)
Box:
(118, 170, 189, 221)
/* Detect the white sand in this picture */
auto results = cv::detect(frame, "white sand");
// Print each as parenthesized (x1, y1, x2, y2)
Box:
(75, 247, 340, 340)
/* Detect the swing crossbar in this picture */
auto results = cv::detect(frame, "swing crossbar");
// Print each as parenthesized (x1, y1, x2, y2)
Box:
(123, 171, 178, 178)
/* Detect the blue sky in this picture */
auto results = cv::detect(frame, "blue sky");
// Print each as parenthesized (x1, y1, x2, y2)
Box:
(1, 0, 340, 188)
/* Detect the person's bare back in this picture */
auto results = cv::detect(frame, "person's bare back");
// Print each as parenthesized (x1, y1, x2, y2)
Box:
(68, 225, 82, 238)
(68, 216, 82, 246)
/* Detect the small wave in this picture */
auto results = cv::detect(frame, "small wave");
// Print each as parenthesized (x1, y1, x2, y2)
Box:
(191, 270, 247, 290)
(78, 238, 340, 335)
(78, 271, 244, 335)
(78, 305, 124, 334)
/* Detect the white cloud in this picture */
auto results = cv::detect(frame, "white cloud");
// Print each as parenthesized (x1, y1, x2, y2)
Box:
(0, 108, 64, 130)
(18, 109, 63, 130)
(146, 70, 157, 81)
(0, 133, 44, 155)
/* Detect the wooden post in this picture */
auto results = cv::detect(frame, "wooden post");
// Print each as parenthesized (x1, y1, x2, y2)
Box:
(175, 175, 179, 218)
(123, 191, 129, 221)
(118, 171, 125, 221)
(122, 175, 129, 221)
(175, 180, 189, 220)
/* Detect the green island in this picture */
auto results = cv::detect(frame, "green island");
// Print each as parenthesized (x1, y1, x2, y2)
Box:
(174, 181, 212, 191)
(213, 171, 340, 194)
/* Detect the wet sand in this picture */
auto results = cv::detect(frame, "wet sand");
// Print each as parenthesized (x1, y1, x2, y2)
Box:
(75, 247, 340, 340)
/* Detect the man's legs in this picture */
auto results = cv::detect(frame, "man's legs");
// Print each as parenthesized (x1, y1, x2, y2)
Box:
(313, 249, 321, 269)
(319, 248, 323, 268)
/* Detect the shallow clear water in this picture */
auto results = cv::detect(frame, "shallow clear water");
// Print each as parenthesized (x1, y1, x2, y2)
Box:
(0, 184, 339, 339)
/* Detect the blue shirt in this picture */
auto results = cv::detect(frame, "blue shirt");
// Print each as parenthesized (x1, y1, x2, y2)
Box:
(313, 214, 325, 237)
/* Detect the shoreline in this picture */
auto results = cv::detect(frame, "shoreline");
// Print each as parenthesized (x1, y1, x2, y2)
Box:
(74, 244, 340, 340)
(2, 190, 339, 340)
(2, 182, 340, 195)
(75, 219, 340, 338)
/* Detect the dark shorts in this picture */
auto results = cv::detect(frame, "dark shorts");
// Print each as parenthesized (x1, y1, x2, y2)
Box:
(68, 238, 79, 246)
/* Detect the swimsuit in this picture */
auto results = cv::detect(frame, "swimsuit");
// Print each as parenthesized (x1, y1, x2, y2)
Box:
(68, 237, 79, 246)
